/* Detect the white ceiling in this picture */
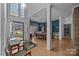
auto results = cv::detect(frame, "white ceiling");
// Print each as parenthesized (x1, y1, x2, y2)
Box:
(30, 8, 47, 22)
(27, 3, 79, 23)
(51, 3, 79, 20)
(27, 3, 47, 16)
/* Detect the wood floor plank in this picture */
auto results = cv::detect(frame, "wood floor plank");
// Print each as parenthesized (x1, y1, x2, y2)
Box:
(31, 38, 76, 56)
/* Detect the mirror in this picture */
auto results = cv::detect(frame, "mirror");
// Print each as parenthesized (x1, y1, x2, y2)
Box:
(11, 21, 24, 41)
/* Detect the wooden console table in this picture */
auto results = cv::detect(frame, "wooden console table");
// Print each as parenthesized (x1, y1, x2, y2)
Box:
(5, 41, 37, 56)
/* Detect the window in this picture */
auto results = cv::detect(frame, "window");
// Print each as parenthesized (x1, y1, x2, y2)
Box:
(10, 3, 18, 16)
(20, 4, 25, 18)
(10, 3, 26, 18)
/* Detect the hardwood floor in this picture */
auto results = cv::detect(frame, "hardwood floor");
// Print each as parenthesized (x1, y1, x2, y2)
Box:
(31, 38, 76, 56)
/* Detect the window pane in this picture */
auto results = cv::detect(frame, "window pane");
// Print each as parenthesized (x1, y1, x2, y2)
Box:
(10, 3, 18, 16)
(20, 4, 25, 17)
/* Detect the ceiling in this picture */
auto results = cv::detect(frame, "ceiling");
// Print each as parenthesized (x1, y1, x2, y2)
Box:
(27, 3, 79, 23)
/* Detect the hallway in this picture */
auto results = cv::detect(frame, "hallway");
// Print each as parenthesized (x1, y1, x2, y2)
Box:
(31, 38, 75, 56)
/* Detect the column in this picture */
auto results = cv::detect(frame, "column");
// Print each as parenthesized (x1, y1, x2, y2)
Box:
(47, 4, 52, 50)
(0, 3, 1, 56)
(0, 3, 8, 56)
(24, 4, 30, 41)
(71, 16, 74, 40)
(59, 17, 63, 40)
(24, 14, 30, 41)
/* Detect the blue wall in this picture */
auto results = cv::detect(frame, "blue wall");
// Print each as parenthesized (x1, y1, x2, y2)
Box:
(30, 19, 59, 32)
(30, 20, 43, 31)
(38, 23, 42, 31)
(30, 20, 39, 26)
(52, 20, 59, 32)
(37, 23, 46, 31)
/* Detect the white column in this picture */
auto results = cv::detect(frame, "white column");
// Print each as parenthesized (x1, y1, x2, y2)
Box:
(0, 3, 7, 56)
(71, 15, 74, 40)
(3, 3, 8, 56)
(0, 3, 1, 56)
(59, 17, 63, 40)
(24, 4, 30, 41)
(47, 4, 52, 50)
(24, 17, 30, 41)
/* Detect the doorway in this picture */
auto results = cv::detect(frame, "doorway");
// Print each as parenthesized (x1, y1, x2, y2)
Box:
(64, 24, 71, 38)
